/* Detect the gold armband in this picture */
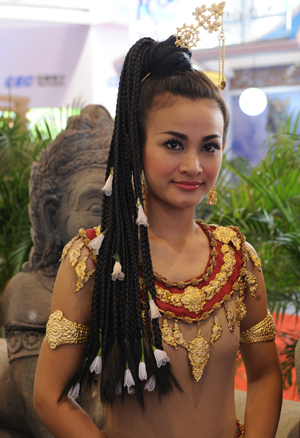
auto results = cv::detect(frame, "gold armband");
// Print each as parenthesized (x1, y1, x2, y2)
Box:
(240, 310, 275, 344)
(46, 310, 90, 349)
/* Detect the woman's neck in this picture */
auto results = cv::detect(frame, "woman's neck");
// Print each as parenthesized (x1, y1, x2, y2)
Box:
(144, 197, 198, 243)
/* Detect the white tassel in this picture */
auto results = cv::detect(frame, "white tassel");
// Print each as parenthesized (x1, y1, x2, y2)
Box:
(149, 299, 161, 319)
(88, 233, 105, 256)
(144, 375, 156, 392)
(102, 167, 114, 196)
(138, 361, 147, 381)
(115, 381, 122, 395)
(89, 356, 102, 375)
(136, 198, 149, 227)
(153, 347, 170, 368)
(124, 368, 135, 388)
(67, 383, 80, 400)
(111, 254, 125, 281)
(127, 386, 135, 395)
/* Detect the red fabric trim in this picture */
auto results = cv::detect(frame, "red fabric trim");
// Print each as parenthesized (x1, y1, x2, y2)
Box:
(85, 228, 97, 241)
(140, 224, 243, 320)
(84, 228, 98, 266)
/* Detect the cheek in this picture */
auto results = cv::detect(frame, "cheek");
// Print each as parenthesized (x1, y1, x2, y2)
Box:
(205, 154, 223, 173)
(143, 154, 176, 182)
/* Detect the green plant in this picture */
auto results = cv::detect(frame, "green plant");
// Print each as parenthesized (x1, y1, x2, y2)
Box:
(0, 116, 49, 294)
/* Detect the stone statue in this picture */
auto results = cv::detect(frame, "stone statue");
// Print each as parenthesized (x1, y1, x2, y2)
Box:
(0, 105, 112, 438)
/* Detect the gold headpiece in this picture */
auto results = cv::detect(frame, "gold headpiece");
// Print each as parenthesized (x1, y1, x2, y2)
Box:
(174, 2, 226, 90)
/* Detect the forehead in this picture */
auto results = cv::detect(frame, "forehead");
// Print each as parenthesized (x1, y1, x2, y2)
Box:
(147, 95, 224, 135)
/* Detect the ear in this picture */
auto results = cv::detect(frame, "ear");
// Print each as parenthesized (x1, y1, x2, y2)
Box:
(222, 141, 226, 152)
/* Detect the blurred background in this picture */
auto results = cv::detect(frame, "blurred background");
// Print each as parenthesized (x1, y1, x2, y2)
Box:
(1, 0, 300, 159)
(0, 0, 300, 403)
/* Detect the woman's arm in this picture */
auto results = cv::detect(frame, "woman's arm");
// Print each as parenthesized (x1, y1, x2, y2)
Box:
(33, 241, 103, 438)
(240, 243, 282, 438)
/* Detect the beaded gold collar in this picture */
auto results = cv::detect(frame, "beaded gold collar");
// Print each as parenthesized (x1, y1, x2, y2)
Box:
(153, 219, 217, 289)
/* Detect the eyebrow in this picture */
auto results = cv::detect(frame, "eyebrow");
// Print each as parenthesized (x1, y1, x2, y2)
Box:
(162, 131, 222, 141)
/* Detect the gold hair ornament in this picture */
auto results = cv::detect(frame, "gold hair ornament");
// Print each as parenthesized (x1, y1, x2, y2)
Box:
(174, 2, 226, 90)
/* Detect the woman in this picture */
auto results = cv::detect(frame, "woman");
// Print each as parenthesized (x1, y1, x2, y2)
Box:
(33, 36, 282, 438)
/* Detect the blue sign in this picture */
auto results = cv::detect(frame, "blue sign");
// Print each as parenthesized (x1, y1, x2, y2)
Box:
(4, 75, 65, 88)
(4, 75, 34, 88)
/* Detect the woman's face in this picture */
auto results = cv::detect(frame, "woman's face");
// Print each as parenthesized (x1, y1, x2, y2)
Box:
(142, 96, 225, 211)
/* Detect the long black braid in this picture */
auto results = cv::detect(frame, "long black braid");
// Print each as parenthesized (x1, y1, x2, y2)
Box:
(61, 35, 230, 407)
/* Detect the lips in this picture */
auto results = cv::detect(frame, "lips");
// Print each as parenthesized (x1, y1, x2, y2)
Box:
(172, 180, 203, 191)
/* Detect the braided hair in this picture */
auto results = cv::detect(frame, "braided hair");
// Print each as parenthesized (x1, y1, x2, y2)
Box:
(61, 36, 230, 408)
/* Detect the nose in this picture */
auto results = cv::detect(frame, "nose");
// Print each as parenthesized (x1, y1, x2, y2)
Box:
(178, 150, 203, 176)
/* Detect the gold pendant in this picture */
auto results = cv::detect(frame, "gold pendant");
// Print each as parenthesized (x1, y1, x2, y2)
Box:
(236, 296, 247, 326)
(187, 327, 210, 382)
(161, 318, 177, 349)
(224, 305, 235, 332)
(173, 321, 188, 349)
(210, 315, 222, 346)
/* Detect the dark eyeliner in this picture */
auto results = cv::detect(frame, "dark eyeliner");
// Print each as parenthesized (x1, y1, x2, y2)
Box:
(164, 137, 184, 149)
(202, 142, 221, 152)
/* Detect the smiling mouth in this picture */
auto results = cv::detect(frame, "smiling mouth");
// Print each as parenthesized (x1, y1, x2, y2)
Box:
(172, 181, 203, 191)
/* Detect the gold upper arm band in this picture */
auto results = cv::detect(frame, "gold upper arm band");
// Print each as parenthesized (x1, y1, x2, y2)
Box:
(46, 310, 90, 349)
(240, 310, 275, 343)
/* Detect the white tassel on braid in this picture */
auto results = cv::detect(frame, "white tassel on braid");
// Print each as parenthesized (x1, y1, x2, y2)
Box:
(138, 361, 147, 381)
(88, 229, 106, 256)
(102, 167, 114, 196)
(89, 356, 102, 375)
(67, 382, 80, 400)
(136, 198, 149, 227)
(111, 253, 125, 281)
(152, 346, 170, 368)
(89, 329, 103, 377)
(138, 336, 147, 381)
(115, 381, 122, 395)
(148, 291, 161, 319)
(124, 363, 135, 395)
(144, 375, 156, 392)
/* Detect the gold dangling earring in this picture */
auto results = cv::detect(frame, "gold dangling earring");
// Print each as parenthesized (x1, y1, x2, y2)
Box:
(207, 185, 217, 205)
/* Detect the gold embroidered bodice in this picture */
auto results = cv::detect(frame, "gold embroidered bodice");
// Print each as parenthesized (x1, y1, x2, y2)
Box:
(139, 220, 262, 382)
(60, 220, 262, 383)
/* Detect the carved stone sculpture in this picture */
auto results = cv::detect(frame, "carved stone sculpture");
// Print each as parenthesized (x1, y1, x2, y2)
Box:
(0, 105, 112, 437)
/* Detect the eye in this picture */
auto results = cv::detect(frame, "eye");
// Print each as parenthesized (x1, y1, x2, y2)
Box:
(201, 142, 221, 153)
(164, 138, 184, 150)
(87, 202, 102, 214)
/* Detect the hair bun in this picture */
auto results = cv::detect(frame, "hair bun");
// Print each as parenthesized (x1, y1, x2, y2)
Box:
(141, 36, 192, 79)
